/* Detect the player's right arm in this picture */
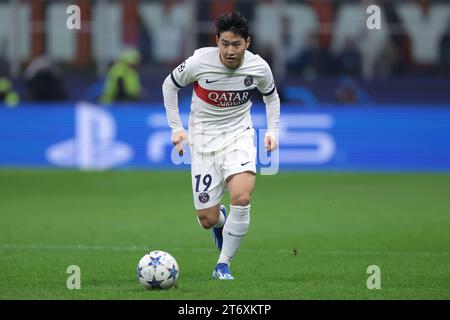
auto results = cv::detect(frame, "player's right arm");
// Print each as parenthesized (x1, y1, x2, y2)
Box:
(162, 54, 198, 155)
(162, 75, 187, 155)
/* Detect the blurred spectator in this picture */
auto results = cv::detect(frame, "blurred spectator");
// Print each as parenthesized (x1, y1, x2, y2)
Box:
(0, 77, 20, 107)
(289, 33, 332, 80)
(335, 76, 373, 105)
(374, 39, 401, 78)
(335, 39, 362, 77)
(137, 13, 153, 64)
(382, 1, 412, 75)
(24, 55, 66, 101)
(100, 48, 142, 104)
(439, 22, 450, 74)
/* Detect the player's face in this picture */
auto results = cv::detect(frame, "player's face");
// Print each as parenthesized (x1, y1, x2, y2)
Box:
(216, 31, 250, 70)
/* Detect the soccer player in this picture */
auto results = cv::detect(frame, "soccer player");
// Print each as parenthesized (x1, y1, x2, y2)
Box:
(162, 11, 280, 280)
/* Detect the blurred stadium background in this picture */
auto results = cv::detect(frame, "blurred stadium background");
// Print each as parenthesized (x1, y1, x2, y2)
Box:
(0, 0, 449, 300)
(1, 0, 450, 104)
(0, 0, 449, 170)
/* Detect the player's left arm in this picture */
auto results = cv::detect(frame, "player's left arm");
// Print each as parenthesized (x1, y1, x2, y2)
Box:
(263, 89, 280, 151)
(258, 63, 280, 151)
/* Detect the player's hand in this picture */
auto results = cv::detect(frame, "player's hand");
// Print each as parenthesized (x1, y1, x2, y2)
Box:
(264, 132, 278, 151)
(172, 130, 188, 156)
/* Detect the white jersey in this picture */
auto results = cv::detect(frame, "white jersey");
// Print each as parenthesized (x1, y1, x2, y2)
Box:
(170, 47, 276, 153)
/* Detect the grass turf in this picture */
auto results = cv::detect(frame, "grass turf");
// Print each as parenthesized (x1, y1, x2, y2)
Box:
(0, 169, 449, 299)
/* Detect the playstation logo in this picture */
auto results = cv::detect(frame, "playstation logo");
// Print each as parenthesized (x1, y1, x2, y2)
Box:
(46, 102, 133, 170)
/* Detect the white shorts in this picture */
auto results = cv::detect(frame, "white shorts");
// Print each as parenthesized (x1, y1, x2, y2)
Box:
(190, 129, 257, 210)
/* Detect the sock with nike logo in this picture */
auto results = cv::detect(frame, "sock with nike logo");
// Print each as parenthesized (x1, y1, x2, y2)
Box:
(217, 204, 250, 265)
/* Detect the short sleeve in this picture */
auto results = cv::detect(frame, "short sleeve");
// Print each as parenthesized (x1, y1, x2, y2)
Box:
(170, 54, 197, 88)
(257, 62, 276, 96)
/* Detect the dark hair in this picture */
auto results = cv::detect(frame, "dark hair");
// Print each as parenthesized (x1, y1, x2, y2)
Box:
(215, 11, 249, 39)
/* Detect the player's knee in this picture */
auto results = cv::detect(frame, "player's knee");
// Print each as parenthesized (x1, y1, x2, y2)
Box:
(231, 192, 251, 206)
(196, 213, 216, 229)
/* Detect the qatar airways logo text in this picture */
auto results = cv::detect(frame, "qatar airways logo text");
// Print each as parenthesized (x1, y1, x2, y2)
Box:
(207, 91, 252, 107)
(194, 82, 253, 108)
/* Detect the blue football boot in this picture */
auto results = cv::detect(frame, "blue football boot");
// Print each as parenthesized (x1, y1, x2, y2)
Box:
(212, 263, 234, 280)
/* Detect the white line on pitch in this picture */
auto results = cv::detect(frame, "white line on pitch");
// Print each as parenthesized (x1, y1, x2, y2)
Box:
(0, 244, 449, 256)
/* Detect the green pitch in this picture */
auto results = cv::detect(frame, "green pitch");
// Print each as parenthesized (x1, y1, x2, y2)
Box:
(0, 169, 449, 299)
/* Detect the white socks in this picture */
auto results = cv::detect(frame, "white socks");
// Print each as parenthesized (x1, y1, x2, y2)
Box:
(215, 207, 226, 228)
(218, 204, 251, 265)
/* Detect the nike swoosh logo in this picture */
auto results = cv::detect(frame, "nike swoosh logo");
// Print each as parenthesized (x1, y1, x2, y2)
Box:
(241, 161, 251, 166)
(205, 79, 219, 83)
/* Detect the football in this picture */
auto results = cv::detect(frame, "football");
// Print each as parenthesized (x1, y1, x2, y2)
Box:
(137, 250, 179, 290)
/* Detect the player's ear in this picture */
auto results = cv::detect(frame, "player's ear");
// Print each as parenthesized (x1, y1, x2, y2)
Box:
(245, 37, 251, 49)
(216, 35, 220, 46)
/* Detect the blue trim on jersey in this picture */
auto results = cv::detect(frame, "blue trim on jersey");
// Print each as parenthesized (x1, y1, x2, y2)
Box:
(170, 72, 183, 89)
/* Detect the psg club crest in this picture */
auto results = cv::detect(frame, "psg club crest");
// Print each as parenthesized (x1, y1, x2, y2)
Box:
(244, 76, 253, 87)
(198, 192, 210, 204)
